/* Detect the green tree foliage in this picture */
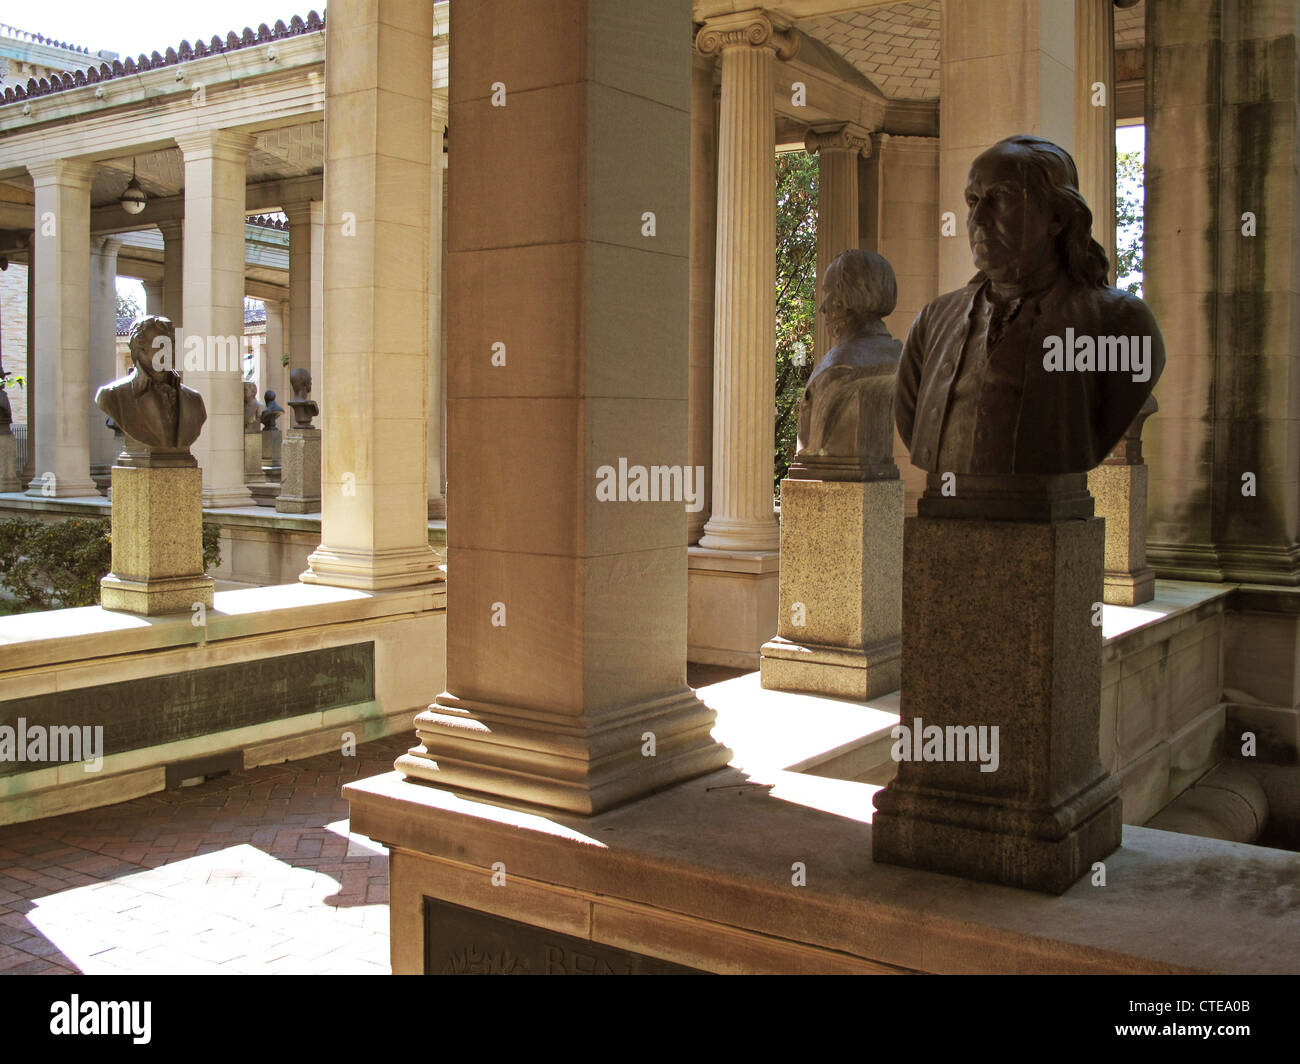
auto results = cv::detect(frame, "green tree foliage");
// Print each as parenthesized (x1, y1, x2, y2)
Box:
(774, 151, 818, 493)
(1115, 148, 1144, 296)
(0, 517, 222, 612)
(116, 287, 141, 323)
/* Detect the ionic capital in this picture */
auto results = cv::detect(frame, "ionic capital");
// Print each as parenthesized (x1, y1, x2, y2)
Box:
(695, 11, 799, 61)
(803, 123, 872, 158)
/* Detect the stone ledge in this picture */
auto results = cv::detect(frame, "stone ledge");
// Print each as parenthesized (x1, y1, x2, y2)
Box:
(0, 580, 445, 672)
(347, 767, 1300, 974)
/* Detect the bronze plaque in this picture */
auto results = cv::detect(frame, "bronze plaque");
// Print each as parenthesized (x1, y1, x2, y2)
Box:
(424, 897, 702, 975)
(0, 642, 374, 777)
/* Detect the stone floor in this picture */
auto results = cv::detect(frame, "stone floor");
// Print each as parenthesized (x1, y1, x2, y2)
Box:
(0, 733, 411, 975)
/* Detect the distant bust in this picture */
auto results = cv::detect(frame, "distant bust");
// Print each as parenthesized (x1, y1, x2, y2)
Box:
(94, 316, 206, 455)
(243, 381, 264, 433)
(288, 368, 319, 429)
(791, 249, 901, 481)
(260, 390, 283, 431)
(896, 135, 1164, 476)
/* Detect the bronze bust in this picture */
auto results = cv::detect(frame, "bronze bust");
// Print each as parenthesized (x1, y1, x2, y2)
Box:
(791, 249, 901, 482)
(288, 367, 319, 429)
(896, 135, 1164, 476)
(94, 316, 206, 457)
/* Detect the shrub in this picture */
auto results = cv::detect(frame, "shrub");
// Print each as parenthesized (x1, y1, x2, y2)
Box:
(0, 516, 222, 612)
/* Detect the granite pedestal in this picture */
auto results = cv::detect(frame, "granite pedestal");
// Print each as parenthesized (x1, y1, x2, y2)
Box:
(760, 476, 902, 699)
(244, 432, 266, 484)
(100, 458, 214, 616)
(276, 427, 321, 514)
(871, 475, 1122, 894)
(1089, 461, 1154, 606)
(0, 432, 20, 492)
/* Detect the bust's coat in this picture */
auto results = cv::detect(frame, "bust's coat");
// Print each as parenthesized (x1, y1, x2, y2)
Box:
(896, 274, 1164, 475)
(95, 368, 207, 453)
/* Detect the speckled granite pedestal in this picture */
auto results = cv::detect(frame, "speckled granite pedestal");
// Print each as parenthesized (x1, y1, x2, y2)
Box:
(100, 459, 214, 615)
(761, 477, 902, 699)
(872, 474, 1122, 894)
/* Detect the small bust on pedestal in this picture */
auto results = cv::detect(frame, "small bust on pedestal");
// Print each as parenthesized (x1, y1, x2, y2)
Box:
(260, 390, 283, 432)
(244, 381, 264, 434)
(288, 368, 319, 430)
(790, 249, 902, 482)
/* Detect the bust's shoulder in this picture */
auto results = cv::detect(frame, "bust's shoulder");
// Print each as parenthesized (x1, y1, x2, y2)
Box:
(1059, 283, 1158, 328)
(94, 373, 133, 405)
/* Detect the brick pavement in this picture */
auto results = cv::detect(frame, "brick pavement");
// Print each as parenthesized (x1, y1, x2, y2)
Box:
(0, 733, 412, 975)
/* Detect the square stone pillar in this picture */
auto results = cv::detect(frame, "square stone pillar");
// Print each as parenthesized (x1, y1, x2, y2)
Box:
(1088, 396, 1157, 605)
(22, 243, 36, 487)
(285, 200, 313, 384)
(176, 130, 257, 508)
(938, 0, 1074, 291)
(805, 124, 868, 362)
(427, 93, 448, 521)
(158, 220, 183, 329)
(142, 280, 165, 317)
(1145, 0, 1300, 584)
(300, 0, 441, 591)
(395, 0, 731, 814)
(25, 159, 98, 498)
(89, 235, 124, 491)
(872, 477, 1121, 894)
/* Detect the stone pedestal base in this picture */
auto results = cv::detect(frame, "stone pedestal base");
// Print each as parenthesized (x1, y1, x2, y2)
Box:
(276, 428, 321, 514)
(244, 432, 266, 483)
(396, 688, 733, 816)
(872, 501, 1121, 894)
(687, 547, 780, 668)
(100, 463, 214, 616)
(0, 433, 20, 492)
(761, 477, 902, 699)
(1089, 462, 1154, 606)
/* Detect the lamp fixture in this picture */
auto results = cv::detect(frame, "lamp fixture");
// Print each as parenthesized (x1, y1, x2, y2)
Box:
(120, 159, 147, 215)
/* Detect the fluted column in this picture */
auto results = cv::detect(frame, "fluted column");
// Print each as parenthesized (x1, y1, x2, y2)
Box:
(285, 200, 313, 382)
(22, 243, 36, 486)
(89, 234, 124, 485)
(1074, 0, 1116, 281)
(26, 159, 98, 498)
(263, 298, 285, 403)
(805, 124, 869, 360)
(310, 200, 324, 433)
(427, 93, 448, 520)
(176, 129, 257, 508)
(696, 11, 795, 553)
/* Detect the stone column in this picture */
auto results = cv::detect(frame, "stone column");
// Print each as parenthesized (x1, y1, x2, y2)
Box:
(142, 280, 164, 317)
(872, 477, 1121, 894)
(396, 0, 730, 814)
(309, 200, 324, 434)
(1073, 0, 1116, 281)
(938, 0, 1074, 291)
(285, 200, 313, 384)
(22, 240, 35, 487)
(176, 130, 257, 508)
(25, 159, 98, 498)
(805, 124, 867, 362)
(695, 11, 794, 553)
(262, 298, 285, 402)
(158, 220, 183, 329)
(1145, 0, 1300, 584)
(687, 53, 717, 544)
(301, 0, 441, 591)
(427, 93, 448, 520)
(1089, 395, 1157, 605)
(89, 234, 124, 490)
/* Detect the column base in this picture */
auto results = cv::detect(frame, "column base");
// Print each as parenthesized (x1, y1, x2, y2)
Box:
(100, 572, 215, 616)
(301, 544, 444, 591)
(760, 635, 900, 700)
(24, 477, 100, 498)
(872, 774, 1122, 895)
(687, 546, 779, 668)
(395, 687, 733, 816)
(1103, 566, 1155, 606)
(698, 514, 779, 553)
(202, 486, 256, 509)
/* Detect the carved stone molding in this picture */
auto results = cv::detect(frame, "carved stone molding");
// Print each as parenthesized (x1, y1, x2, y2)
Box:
(803, 123, 871, 158)
(695, 10, 798, 60)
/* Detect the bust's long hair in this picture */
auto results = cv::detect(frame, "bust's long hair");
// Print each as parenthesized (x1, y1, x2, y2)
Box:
(994, 135, 1110, 288)
(826, 249, 897, 343)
